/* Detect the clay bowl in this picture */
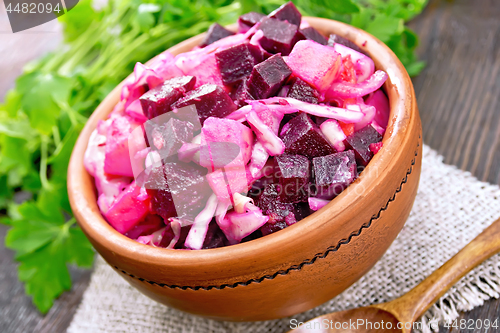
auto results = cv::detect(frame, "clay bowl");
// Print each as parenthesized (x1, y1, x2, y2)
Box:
(68, 17, 422, 322)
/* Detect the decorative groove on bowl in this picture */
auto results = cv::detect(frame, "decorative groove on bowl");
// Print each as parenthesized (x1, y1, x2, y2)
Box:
(114, 137, 421, 290)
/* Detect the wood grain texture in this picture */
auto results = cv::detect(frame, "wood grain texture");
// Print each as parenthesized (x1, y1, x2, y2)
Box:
(408, 0, 500, 331)
(410, 0, 500, 185)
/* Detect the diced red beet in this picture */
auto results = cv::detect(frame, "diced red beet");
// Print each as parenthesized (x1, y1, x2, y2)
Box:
(230, 79, 255, 108)
(274, 154, 310, 203)
(312, 150, 357, 199)
(287, 77, 320, 104)
(104, 181, 150, 234)
(247, 54, 292, 99)
(143, 162, 212, 220)
(260, 220, 288, 236)
(238, 12, 265, 33)
(171, 84, 236, 125)
(299, 27, 327, 45)
(125, 214, 165, 240)
(139, 76, 196, 119)
(327, 34, 365, 54)
(141, 166, 175, 220)
(344, 124, 383, 166)
(268, 1, 302, 26)
(285, 40, 342, 92)
(202, 220, 228, 249)
(294, 201, 313, 220)
(257, 184, 295, 222)
(241, 229, 264, 243)
(215, 42, 263, 85)
(147, 118, 194, 160)
(199, 23, 235, 48)
(280, 113, 336, 158)
(257, 183, 309, 235)
(174, 225, 192, 249)
(258, 17, 303, 55)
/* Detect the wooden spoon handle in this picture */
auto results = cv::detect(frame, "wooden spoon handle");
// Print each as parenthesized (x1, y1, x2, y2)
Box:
(379, 215, 500, 323)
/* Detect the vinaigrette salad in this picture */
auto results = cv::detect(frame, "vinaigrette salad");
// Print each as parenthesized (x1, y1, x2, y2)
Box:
(84, 2, 390, 250)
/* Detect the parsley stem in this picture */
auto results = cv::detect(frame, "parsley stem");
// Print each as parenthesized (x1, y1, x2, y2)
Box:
(52, 126, 61, 147)
(64, 218, 76, 230)
(40, 136, 50, 190)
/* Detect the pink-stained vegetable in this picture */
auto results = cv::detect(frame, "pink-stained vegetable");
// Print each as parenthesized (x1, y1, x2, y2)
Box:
(365, 89, 390, 131)
(128, 126, 148, 180)
(246, 110, 285, 156)
(249, 102, 283, 133)
(148, 51, 184, 81)
(200, 117, 253, 171)
(285, 40, 342, 92)
(104, 181, 150, 234)
(308, 197, 330, 211)
(233, 193, 259, 213)
(326, 70, 388, 99)
(249, 29, 264, 45)
(185, 194, 218, 250)
(331, 43, 375, 82)
(225, 105, 253, 122)
(320, 119, 346, 151)
(165, 218, 182, 249)
(217, 209, 269, 244)
(215, 200, 231, 225)
(175, 32, 254, 89)
(180, 53, 225, 89)
(125, 99, 148, 123)
(248, 141, 269, 179)
(85, 6, 390, 250)
(104, 116, 141, 177)
(256, 97, 364, 123)
(178, 142, 201, 163)
(353, 104, 377, 131)
(206, 167, 252, 202)
(137, 235, 154, 245)
(371, 121, 386, 135)
(121, 63, 163, 109)
(84, 129, 131, 214)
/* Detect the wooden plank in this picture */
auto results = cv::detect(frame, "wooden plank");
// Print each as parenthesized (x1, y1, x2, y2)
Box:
(410, 0, 500, 185)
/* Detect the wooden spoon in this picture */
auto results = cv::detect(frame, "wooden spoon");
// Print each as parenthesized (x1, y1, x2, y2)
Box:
(289, 216, 500, 333)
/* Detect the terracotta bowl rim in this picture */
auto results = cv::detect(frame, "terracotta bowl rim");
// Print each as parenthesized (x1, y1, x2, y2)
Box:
(68, 17, 415, 269)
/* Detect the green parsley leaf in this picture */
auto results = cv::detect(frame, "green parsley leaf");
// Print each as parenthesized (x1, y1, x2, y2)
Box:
(6, 204, 94, 313)
(365, 13, 404, 42)
(16, 73, 72, 135)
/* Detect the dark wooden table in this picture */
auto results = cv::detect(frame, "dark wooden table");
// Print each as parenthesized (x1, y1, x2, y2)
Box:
(1, 0, 499, 332)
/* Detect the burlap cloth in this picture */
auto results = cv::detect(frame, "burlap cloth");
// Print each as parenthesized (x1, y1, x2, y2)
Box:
(67, 145, 500, 333)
